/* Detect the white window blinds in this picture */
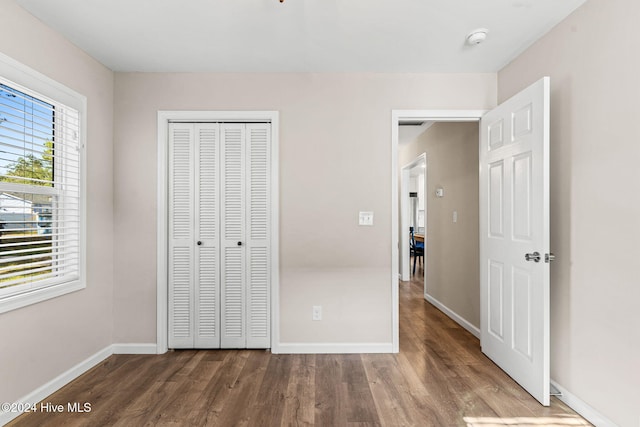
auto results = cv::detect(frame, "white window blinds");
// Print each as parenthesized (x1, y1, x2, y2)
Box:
(0, 79, 81, 299)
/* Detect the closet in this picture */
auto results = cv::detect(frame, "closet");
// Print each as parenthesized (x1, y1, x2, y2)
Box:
(168, 122, 271, 349)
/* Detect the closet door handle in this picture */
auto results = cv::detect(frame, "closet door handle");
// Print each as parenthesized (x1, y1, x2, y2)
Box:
(237, 241, 243, 246)
(197, 241, 202, 246)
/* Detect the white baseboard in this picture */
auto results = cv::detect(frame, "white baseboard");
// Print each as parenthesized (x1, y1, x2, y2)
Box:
(424, 297, 618, 426)
(424, 293, 481, 339)
(422, 294, 619, 426)
(112, 343, 158, 355)
(0, 342, 160, 426)
(550, 381, 619, 427)
(0, 345, 112, 426)
(1, 341, 619, 427)
(1, 339, 389, 425)
(276, 342, 393, 354)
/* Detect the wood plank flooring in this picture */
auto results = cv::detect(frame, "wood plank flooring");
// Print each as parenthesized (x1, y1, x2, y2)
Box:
(8, 274, 590, 426)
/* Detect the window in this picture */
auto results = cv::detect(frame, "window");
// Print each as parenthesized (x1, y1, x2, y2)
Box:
(0, 53, 85, 313)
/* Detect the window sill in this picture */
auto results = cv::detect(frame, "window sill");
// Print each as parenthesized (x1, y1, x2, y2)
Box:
(0, 280, 85, 314)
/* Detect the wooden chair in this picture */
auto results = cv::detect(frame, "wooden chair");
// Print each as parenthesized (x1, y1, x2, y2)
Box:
(410, 227, 424, 275)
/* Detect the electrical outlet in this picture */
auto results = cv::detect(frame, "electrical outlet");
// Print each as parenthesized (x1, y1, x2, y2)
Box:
(312, 305, 322, 321)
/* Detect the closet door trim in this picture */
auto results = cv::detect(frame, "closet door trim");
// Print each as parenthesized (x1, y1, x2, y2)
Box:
(157, 111, 279, 354)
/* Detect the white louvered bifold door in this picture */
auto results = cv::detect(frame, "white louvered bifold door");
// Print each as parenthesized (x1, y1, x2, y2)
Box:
(169, 123, 195, 348)
(245, 124, 271, 348)
(169, 123, 222, 349)
(194, 124, 221, 348)
(169, 121, 271, 350)
(220, 124, 247, 348)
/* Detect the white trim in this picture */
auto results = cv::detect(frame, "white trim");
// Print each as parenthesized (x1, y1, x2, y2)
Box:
(391, 113, 400, 353)
(157, 110, 279, 354)
(278, 343, 393, 354)
(0, 342, 162, 425)
(393, 110, 486, 122)
(550, 381, 620, 427)
(269, 118, 280, 354)
(0, 51, 85, 111)
(425, 293, 481, 339)
(400, 164, 411, 281)
(0, 345, 111, 426)
(0, 52, 87, 315)
(157, 113, 169, 354)
(112, 343, 158, 355)
(0, 281, 85, 315)
(400, 153, 426, 282)
(0, 342, 613, 427)
(391, 110, 486, 354)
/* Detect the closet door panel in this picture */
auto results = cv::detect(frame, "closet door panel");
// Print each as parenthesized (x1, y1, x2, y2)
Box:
(221, 124, 247, 348)
(221, 246, 245, 347)
(169, 123, 195, 348)
(195, 124, 220, 348)
(247, 246, 269, 347)
(222, 124, 245, 242)
(246, 124, 271, 348)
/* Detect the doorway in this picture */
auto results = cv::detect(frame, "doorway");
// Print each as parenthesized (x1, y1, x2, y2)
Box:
(391, 77, 551, 406)
(391, 110, 484, 353)
(396, 117, 482, 341)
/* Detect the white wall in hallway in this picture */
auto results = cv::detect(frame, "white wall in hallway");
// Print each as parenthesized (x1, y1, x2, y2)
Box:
(399, 122, 480, 328)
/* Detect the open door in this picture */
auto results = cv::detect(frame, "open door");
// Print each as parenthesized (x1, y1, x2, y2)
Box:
(479, 77, 551, 405)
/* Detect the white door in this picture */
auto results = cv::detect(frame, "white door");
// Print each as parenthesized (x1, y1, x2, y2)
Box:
(479, 77, 551, 405)
(169, 121, 271, 349)
(245, 124, 271, 348)
(220, 124, 247, 348)
(220, 123, 272, 348)
(168, 123, 195, 348)
(194, 124, 221, 348)
(169, 123, 221, 349)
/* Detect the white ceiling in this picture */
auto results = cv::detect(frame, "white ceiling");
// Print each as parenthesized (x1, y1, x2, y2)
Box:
(15, 0, 587, 73)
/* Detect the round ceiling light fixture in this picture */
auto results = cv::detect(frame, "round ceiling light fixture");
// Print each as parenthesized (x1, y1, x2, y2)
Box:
(466, 28, 489, 45)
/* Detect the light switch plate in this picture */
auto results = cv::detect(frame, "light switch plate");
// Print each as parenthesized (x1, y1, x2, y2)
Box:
(359, 211, 374, 226)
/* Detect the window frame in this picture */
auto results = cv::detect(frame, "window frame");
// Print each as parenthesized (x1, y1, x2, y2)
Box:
(0, 52, 86, 314)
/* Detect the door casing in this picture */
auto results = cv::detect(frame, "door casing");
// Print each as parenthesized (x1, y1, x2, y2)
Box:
(157, 110, 280, 354)
(391, 110, 486, 353)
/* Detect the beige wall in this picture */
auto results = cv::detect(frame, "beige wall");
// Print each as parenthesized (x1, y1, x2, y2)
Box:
(0, 1, 114, 404)
(399, 122, 480, 328)
(113, 73, 496, 344)
(499, 0, 640, 425)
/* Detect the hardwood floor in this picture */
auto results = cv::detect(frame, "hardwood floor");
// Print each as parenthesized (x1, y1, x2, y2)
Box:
(9, 275, 589, 426)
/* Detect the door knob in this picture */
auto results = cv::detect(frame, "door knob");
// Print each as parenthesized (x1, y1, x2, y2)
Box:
(237, 241, 242, 246)
(525, 252, 540, 263)
(197, 241, 202, 246)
